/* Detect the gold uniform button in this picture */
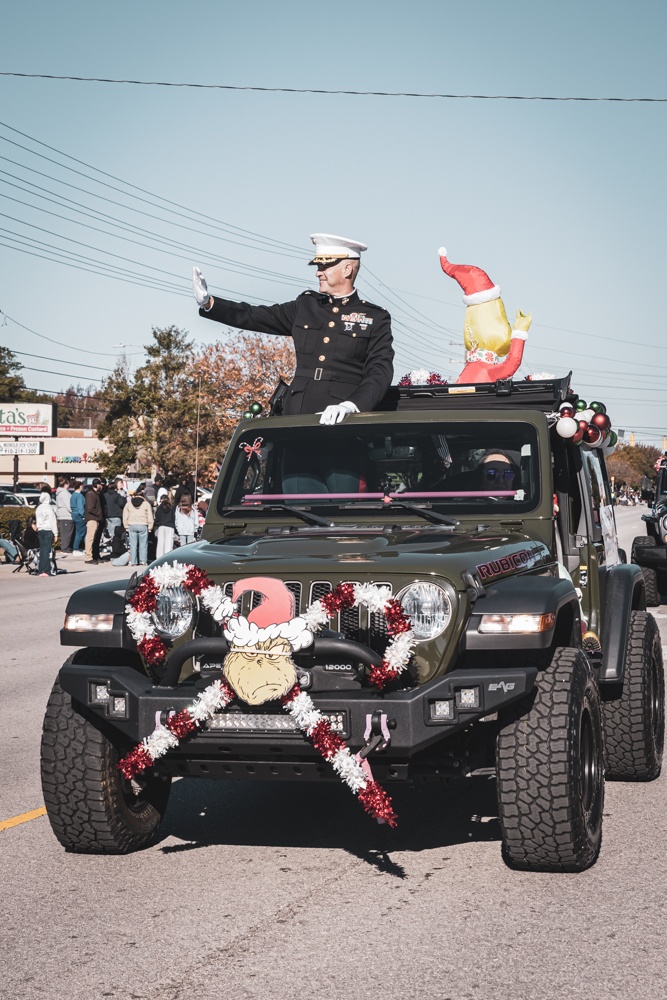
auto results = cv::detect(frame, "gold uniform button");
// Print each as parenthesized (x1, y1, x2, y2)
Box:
(304, 324, 309, 329)
(319, 354, 326, 361)
(352, 333, 357, 338)
(323, 336, 330, 343)
(328, 321, 335, 328)
(332, 306, 339, 313)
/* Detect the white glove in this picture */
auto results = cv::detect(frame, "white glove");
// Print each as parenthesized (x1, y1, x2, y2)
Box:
(319, 401, 358, 425)
(193, 266, 211, 308)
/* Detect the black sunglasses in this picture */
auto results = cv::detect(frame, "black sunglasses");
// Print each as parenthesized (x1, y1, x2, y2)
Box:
(484, 467, 517, 482)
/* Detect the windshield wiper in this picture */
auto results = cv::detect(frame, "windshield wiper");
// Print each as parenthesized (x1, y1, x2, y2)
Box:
(223, 504, 334, 527)
(384, 499, 458, 527)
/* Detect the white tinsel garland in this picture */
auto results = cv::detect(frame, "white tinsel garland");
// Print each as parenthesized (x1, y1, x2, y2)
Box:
(125, 609, 156, 642)
(284, 690, 323, 732)
(144, 725, 179, 759)
(150, 561, 191, 590)
(353, 582, 392, 613)
(188, 678, 235, 723)
(331, 746, 367, 792)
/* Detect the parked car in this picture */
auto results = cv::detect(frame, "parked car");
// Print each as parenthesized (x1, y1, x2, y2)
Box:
(0, 491, 28, 507)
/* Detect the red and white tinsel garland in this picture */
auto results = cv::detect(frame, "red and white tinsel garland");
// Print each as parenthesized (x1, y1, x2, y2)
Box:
(398, 369, 448, 387)
(300, 581, 416, 690)
(120, 570, 412, 827)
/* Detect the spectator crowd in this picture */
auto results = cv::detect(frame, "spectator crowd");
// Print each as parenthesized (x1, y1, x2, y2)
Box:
(0, 472, 209, 577)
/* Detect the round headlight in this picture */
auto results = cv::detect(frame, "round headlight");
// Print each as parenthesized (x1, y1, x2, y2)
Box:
(151, 586, 195, 638)
(396, 582, 453, 641)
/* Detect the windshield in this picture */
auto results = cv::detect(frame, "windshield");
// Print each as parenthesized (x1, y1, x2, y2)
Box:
(220, 421, 541, 516)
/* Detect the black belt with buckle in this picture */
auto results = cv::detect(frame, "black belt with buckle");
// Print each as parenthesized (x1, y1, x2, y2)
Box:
(295, 367, 339, 382)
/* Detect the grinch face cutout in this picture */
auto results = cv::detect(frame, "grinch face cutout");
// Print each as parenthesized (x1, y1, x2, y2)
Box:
(222, 577, 314, 706)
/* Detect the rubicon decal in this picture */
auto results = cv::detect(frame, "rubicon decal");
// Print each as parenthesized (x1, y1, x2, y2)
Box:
(476, 549, 539, 581)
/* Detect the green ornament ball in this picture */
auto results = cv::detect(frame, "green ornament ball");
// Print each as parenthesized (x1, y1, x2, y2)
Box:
(590, 401, 606, 414)
(608, 430, 618, 446)
(575, 399, 587, 411)
(242, 410, 253, 420)
(250, 401, 263, 415)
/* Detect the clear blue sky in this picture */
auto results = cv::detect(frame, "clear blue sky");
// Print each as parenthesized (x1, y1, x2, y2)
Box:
(1, 0, 665, 442)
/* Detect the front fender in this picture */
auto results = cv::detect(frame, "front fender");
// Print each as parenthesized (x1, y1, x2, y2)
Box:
(600, 563, 646, 684)
(60, 578, 132, 648)
(463, 575, 580, 651)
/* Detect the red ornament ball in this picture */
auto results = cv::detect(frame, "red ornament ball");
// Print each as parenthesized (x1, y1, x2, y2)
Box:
(572, 427, 585, 444)
(591, 412, 611, 431)
(584, 425, 603, 446)
(559, 404, 575, 418)
(578, 419, 589, 432)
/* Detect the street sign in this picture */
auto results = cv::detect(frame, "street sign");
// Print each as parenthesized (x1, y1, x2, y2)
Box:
(0, 402, 57, 437)
(0, 441, 43, 456)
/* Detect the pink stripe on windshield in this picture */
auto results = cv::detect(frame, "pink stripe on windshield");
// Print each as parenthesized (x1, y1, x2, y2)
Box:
(241, 491, 516, 501)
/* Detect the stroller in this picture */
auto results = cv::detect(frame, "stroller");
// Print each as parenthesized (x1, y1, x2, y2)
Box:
(6, 519, 38, 575)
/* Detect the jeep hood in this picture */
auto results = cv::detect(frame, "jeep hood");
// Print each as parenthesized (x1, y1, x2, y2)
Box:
(164, 526, 552, 590)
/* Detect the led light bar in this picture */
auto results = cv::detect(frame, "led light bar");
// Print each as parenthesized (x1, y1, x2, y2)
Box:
(208, 713, 298, 731)
(478, 612, 555, 634)
(65, 613, 114, 632)
(207, 710, 348, 735)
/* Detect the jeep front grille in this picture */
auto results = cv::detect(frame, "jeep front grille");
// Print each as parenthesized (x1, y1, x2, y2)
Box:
(309, 580, 391, 651)
(215, 579, 392, 653)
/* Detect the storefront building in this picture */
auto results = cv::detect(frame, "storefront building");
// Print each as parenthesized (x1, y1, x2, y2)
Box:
(0, 428, 109, 486)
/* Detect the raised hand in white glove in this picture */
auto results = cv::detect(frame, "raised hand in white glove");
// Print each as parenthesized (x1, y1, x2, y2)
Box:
(193, 266, 212, 308)
(319, 401, 359, 425)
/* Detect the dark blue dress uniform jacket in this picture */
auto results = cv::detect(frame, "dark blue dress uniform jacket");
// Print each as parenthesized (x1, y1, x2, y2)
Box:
(199, 289, 394, 415)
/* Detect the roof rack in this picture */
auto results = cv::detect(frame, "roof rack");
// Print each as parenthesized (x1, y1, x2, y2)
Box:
(380, 373, 574, 413)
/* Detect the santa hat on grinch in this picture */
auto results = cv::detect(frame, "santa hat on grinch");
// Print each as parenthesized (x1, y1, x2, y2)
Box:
(438, 247, 501, 305)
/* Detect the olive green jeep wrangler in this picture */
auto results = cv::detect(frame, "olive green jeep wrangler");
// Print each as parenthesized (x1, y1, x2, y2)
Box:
(41, 377, 664, 872)
(632, 462, 667, 606)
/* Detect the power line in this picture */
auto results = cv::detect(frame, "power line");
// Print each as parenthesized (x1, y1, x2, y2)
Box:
(0, 310, 143, 358)
(10, 349, 112, 372)
(19, 364, 103, 383)
(0, 121, 304, 257)
(1, 72, 665, 102)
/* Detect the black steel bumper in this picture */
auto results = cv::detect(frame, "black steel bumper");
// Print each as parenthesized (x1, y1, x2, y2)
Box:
(58, 658, 537, 764)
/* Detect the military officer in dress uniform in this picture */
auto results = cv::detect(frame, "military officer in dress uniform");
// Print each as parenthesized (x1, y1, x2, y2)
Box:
(192, 234, 394, 424)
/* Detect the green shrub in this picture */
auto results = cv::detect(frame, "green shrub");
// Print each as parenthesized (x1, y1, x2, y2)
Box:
(0, 505, 34, 537)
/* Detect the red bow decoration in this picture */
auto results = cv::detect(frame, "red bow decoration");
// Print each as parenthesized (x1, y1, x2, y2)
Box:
(240, 437, 263, 461)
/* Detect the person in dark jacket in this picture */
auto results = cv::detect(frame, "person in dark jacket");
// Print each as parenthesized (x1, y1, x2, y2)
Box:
(70, 481, 86, 554)
(193, 233, 393, 422)
(84, 478, 105, 564)
(104, 481, 127, 538)
(173, 475, 196, 506)
(154, 496, 176, 557)
(110, 525, 130, 566)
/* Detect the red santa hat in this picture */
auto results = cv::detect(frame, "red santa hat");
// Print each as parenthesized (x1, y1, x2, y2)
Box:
(438, 247, 501, 306)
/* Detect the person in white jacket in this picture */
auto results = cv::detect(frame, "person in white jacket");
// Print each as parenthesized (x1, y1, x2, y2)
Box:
(36, 490, 58, 577)
(175, 498, 199, 546)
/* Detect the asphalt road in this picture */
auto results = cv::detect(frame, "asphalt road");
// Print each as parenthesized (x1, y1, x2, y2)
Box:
(1, 505, 665, 1000)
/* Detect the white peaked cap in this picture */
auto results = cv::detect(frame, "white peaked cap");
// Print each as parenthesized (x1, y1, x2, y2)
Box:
(309, 233, 368, 263)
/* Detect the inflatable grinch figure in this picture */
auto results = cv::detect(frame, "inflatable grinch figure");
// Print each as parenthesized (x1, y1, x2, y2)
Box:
(438, 247, 532, 384)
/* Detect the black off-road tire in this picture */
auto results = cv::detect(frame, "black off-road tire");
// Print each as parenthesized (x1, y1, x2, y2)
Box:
(496, 648, 604, 873)
(41, 679, 171, 853)
(631, 536, 661, 607)
(602, 611, 665, 781)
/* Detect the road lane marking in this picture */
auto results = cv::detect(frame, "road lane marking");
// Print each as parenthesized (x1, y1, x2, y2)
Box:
(0, 806, 46, 832)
